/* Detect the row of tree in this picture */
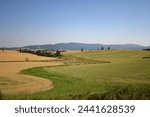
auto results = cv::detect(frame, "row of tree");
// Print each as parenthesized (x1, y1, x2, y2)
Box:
(143, 48, 150, 51)
(81, 46, 110, 51)
(100, 46, 110, 50)
(19, 49, 61, 57)
(0, 48, 5, 51)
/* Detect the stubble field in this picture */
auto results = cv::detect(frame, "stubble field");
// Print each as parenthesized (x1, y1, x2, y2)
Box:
(0, 50, 62, 95)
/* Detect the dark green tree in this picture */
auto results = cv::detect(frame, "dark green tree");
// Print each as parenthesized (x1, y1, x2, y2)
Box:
(55, 50, 61, 57)
(81, 48, 84, 52)
(101, 46, 104, 50)
(19, 49, 22, 52)
(36, 50, 42, 56)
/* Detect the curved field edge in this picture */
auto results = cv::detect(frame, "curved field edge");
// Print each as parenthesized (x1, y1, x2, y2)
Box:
(3, 61, 150, 100)
(0, 62, 63, 98)
(1, 50, 150, 100)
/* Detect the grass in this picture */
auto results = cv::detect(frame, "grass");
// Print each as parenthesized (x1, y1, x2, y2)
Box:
(2, 50, 150, 99)
(0, 90, 2, 99)
(62, 50, 150, 63)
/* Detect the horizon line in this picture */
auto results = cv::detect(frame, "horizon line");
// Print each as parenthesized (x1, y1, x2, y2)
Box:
(0, 42, 149, 48)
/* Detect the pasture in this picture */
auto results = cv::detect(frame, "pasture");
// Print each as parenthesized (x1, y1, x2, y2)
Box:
(1, 50, 150, 99)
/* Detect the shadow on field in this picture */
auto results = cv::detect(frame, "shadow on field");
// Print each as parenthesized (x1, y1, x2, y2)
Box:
(61, 55, 110, 65)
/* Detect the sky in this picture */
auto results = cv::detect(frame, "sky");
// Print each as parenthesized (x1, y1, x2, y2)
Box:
(0, 0, 150, 47)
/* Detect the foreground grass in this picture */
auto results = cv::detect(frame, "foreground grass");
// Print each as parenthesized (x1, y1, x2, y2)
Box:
(2, 50, 150, 99)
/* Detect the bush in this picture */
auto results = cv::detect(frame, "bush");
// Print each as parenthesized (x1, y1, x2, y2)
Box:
(143, 56, 150, 59)
(25, 57, 29, 62)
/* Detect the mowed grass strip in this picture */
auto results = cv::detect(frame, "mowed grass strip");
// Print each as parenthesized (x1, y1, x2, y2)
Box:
(3, 50, 150, 99)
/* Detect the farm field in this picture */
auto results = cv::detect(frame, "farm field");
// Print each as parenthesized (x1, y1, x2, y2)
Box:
(0, 50, 56, 62)
(1, 50, 150, 100)
(0, 50, 62, 96)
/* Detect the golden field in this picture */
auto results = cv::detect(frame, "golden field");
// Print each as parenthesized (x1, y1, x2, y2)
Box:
(0, 50, 56, 61)
(0, 50, 62, 95)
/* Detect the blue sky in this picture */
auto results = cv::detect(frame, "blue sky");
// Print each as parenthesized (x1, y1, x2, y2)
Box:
(0, 0, 150, 47)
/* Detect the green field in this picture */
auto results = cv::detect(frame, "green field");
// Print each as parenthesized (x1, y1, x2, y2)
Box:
(2, 50, 150, 99)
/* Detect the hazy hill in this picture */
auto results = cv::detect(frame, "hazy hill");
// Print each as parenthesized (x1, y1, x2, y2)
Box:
(21, 42, 149, 50)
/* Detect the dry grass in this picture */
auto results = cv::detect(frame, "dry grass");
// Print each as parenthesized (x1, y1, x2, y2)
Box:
(0, 50, 56, 62)
(0, 50, 63, 95)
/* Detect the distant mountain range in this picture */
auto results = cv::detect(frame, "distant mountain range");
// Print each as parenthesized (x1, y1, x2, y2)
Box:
(21, 42, 149, 50)
(4, 42, 150, 50)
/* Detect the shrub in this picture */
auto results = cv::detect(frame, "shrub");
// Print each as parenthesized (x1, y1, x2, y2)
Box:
(143, 56, 150, 59)
(25, 57, 29, 62)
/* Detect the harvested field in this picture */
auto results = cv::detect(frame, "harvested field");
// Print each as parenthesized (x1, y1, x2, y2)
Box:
(0, 50, 63, 95)
(0, 50, 56, 62)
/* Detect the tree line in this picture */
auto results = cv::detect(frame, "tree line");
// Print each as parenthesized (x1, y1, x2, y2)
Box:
(81, 46, 110, 52)
(19, 49, 61, 57)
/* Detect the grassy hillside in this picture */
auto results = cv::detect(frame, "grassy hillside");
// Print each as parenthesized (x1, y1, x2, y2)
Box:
(2, 50, 150, 99)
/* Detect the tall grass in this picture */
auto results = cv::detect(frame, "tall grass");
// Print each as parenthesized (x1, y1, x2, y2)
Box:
(87, 86, 150, 100)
